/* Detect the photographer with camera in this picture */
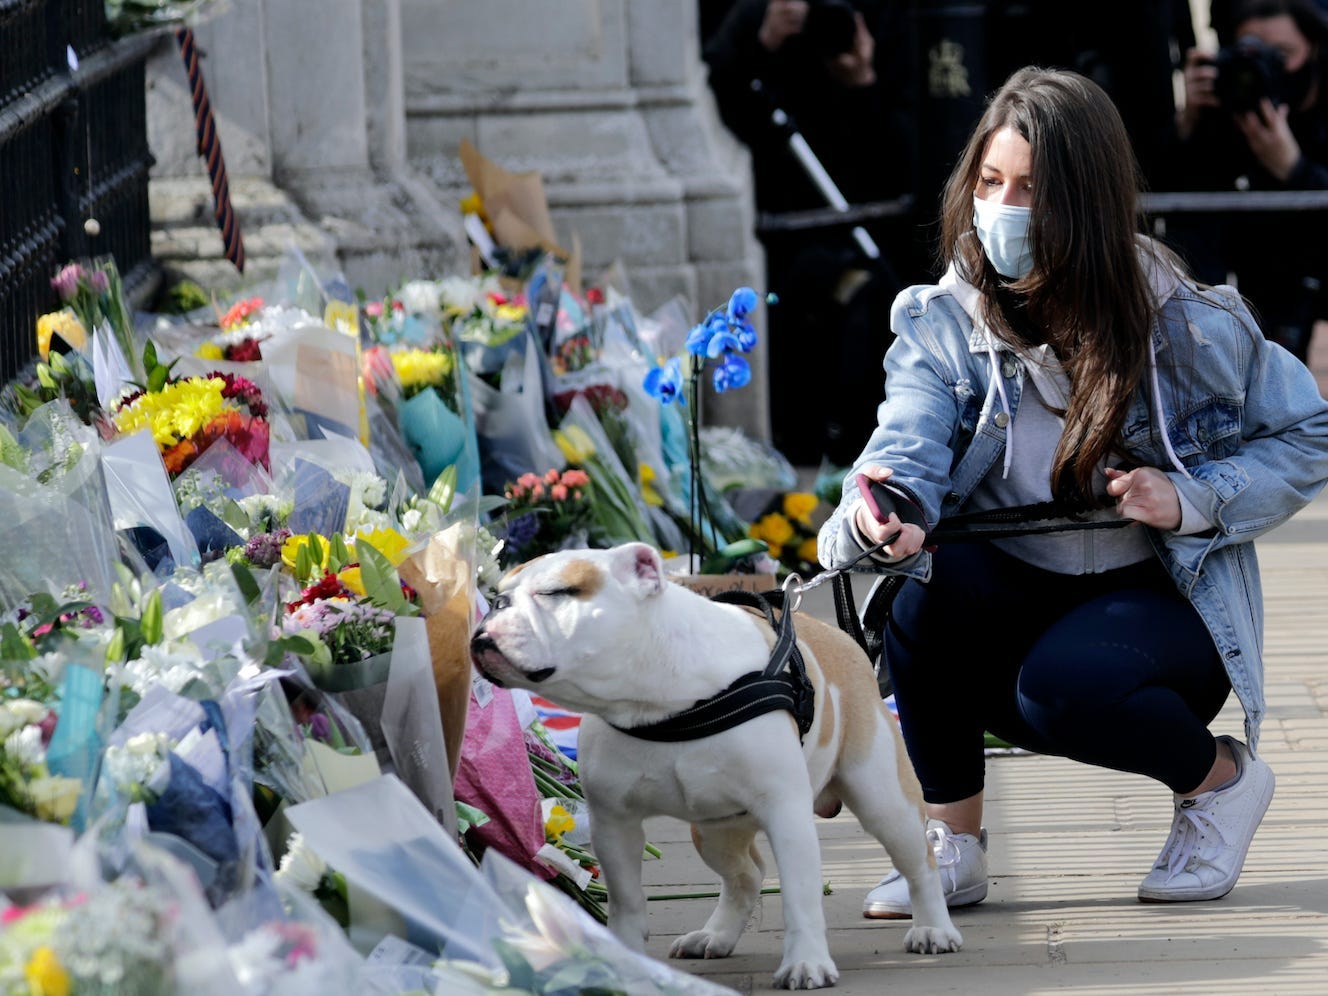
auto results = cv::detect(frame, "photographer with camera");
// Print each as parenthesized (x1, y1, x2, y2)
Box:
(1168, 0, 1328, 362)
(702, 0, 920, 466)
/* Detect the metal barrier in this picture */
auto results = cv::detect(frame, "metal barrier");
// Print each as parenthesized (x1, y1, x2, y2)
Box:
(0, 0, 157, 383)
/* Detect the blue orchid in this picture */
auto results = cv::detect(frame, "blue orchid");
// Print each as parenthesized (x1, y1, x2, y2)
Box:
(712, 353, 752, 393)
(705, 329, 743, 358)
(685, 312, 731, 356)
(643, 355, 686, 405)
(731, 319, 757, 352)
(726, 286, 758, 322)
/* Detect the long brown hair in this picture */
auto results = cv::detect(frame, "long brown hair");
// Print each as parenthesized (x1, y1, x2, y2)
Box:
(939, 67, 1160, 505)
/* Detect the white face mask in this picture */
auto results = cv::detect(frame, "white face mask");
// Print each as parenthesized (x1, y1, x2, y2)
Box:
(972, 194, 1034, 279)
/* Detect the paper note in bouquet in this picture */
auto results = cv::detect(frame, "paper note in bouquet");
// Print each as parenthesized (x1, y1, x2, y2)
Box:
(260, 328, 360, 440)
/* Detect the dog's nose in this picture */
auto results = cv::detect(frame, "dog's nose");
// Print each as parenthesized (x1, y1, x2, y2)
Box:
(470, 632, 500, 656)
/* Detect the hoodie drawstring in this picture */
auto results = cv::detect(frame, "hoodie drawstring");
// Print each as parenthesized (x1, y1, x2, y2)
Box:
(985, 330, 1013, 479)
(984, 334, 1189, 482)
(1149, 337, 1192, 479)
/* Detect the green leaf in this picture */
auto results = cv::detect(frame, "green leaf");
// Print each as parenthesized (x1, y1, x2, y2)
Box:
(24, 593, 61, 627)
(355, 539, 409, 614)
(264, 633, 319, 668)
(230, 562, 262, 605)
(143, 339, 159, 373)
(146, 364, 168, 394)
(0, 623, 36, 661)
(698, 538, 768, 575)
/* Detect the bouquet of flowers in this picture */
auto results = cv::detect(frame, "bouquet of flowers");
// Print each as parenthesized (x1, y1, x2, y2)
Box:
(277, 529, 420, 691)
(109, 345, 271, 480)
(746, 490, 826, 579)
(497, 468, 593, 567)
(386, 344, 478, 491)
(441, 274, 529, 374)
(191, 296, 269, 363)
(0, 689, 84, 826)
(0, 878, 181, 994)
(48, 257, 141, 384)
(552, 384, 637, 484)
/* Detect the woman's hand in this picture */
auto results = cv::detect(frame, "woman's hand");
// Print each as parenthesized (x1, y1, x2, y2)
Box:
(826, 11, 876, 87)
(1178, 48, 1219, 139)
(1235, 98, 1301, 182)
(852, 467, 926, 561)
(757, 0, 808, 52)
(1104, 466, 1181, 530)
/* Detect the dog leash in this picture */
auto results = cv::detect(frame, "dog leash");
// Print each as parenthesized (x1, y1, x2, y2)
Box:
(606, 578, 816, 743)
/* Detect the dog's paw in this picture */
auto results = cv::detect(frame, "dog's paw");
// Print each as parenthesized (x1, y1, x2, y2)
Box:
(903, 923, 963, 954)
(773, 956, 839, 990)
(669, 929, 737, 960)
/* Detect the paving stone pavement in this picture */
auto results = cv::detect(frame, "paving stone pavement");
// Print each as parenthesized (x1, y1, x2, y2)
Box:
(638, 490, 1328, 995)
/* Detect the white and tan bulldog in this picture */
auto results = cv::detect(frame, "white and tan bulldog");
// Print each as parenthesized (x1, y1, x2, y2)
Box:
(469, 542, 962, 990)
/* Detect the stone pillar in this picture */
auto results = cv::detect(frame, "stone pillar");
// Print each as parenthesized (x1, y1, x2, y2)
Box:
(398, 0, 768, 438)
(145, 0, 465, 296)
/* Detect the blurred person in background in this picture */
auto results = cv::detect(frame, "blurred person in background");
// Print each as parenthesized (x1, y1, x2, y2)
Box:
(1166, 0, 1328, 363)
(703, 0, 921, 468)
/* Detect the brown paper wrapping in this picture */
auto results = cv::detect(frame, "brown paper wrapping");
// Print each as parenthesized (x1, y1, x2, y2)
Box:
(457, 139, 582, 296)
(396, 523, 478, 783)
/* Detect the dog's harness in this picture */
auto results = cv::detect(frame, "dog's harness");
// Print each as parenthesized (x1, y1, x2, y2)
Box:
(607, 582, 816, 743)
(607, 492, 1134, 744)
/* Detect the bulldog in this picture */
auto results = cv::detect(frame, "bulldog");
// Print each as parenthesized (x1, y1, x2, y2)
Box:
(469, 542, 962, 990)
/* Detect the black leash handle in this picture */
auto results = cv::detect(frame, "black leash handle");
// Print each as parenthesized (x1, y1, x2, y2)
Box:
(861, 477, 1133, 544)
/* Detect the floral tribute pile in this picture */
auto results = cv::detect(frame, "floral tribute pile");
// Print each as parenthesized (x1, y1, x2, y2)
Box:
(0, 229, 827, 993)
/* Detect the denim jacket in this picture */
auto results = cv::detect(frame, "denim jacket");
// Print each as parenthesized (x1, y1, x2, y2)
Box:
(818, 253, 1328, 749)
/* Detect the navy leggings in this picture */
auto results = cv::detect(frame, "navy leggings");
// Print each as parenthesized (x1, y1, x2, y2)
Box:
(883, 541, 1232, 802)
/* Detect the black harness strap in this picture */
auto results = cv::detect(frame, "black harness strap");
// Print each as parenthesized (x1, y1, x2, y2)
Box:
(608, 589, 815, 743)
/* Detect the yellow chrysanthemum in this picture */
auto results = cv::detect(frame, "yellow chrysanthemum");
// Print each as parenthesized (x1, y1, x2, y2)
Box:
(751, 512, 796, 547)
(36, 310, 87, 360)
(113, 378, 228, 447)
(391, 349, 452, 392)
(545, 803, 576, 841)
(25, 947, 69, 996)
(638, 462, 663, 507)
(782, 492, 818, 526)
(354, 526, 410, 566)
(194, 341, 224, 361)
(797, 537, 821, 566)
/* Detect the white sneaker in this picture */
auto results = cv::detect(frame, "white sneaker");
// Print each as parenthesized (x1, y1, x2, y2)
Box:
(1138, 735, 1275, 903)
(863, 818, 988, 919)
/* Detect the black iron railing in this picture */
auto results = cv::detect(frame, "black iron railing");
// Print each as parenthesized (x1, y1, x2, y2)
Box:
(0, 0, 156, 383)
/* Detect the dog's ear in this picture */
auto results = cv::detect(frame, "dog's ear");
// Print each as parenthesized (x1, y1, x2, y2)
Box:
(611, 542, 665, 599)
